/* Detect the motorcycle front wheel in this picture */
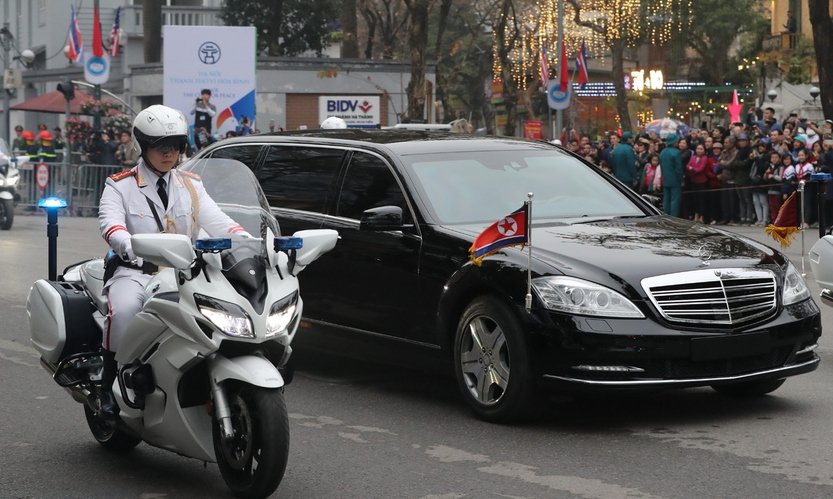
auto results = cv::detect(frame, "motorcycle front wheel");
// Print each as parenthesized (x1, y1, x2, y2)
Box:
(83, 405, 141, 451)
(213, 384, 289, 498)
(0, 198, 13, 230)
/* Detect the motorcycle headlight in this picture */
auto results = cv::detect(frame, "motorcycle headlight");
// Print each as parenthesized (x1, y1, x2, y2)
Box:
(782, 261, 811, 305)
(195, 294, 254, 338)
(6, 174, 19, 186)
(265, 291, 298, 337)
(533, 276, 645, 318)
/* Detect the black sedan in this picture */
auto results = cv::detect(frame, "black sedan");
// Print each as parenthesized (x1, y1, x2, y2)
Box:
(196, 131, 821, 422)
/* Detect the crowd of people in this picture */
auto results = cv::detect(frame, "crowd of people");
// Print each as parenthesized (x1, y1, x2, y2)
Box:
(558, 108, 833, 229)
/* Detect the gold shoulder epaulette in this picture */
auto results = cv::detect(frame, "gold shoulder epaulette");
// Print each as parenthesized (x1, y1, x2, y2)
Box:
(177, 169, 201, 180)
(109, 169, 136, 182)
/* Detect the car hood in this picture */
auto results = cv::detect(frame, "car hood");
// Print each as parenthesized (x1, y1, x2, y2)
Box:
(443, 215, 782, 291)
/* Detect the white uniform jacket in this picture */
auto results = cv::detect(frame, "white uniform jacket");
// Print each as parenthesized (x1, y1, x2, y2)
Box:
(98, 161, 244, 285)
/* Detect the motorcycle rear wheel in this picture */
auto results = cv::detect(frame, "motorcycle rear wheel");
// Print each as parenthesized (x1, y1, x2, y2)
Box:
(83, 405, 141, 451)
(0, 198, 12, 230)
(213, 385, 289, 498)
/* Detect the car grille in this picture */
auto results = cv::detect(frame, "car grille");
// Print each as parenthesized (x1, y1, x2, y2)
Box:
(642, 269, 777, 326)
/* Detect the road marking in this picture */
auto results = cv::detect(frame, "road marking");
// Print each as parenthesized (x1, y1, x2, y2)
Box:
(338, 432, 369, 443)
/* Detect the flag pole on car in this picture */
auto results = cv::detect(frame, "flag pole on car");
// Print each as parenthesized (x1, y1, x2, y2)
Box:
(525, 193, 533, 311)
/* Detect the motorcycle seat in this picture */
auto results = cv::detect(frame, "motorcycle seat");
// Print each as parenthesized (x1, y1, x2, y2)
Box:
(81, 259, 107, 314)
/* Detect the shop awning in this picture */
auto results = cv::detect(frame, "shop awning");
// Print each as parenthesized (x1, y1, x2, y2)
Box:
(9, 89, 114, 115)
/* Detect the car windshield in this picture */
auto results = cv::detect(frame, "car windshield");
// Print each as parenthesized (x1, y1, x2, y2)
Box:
(403, 148, 646, 224)
(180, 158, 280, 269)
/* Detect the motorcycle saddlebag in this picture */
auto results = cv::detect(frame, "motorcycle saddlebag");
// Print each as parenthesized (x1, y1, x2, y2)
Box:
(28, 280, 101, 364)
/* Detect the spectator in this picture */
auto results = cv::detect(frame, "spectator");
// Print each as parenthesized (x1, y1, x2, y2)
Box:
(115, 131, 140, 167)
(717, 136, 741, 225)
(685, 143, 710, 223)
(764, 150, 785, 224)
(735, 134, 754, 225)
(190, 89, 216, 134)
(194, 126, 216, 151)
(640, 153, 661, 194)
(749, 140, 771, 225)
(611, 131, 638, 188)
(659, 135, 684, 217)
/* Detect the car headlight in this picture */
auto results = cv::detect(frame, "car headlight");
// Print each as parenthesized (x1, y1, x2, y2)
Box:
(265, 291, 298, 337)
(195, 294, 254, 338)
(782, 262, 811, 305)
(533, 276, 645, 318)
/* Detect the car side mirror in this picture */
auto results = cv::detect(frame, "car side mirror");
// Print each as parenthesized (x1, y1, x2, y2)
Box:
(290, 229, 339, 274)
(360, 206, 404, 231)
(132, 234, 196, 270)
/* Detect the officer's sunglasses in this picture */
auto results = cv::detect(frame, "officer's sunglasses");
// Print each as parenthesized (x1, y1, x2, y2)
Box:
(149, 136, 188, 154)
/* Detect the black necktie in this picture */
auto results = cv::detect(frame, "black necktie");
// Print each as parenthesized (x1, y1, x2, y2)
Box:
(157, 177, 168, 210)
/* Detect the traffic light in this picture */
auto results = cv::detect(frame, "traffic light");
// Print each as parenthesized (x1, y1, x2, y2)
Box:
(56, 80, 75, 101)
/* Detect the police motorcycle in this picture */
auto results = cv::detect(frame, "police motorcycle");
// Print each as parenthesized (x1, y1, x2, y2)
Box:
(27, 158, 338, 498)
(0, 138, 27, 230)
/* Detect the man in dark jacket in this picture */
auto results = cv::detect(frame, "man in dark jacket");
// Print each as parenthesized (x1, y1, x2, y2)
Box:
(659, 134, 684, 216)
(611, 131, 637, 188)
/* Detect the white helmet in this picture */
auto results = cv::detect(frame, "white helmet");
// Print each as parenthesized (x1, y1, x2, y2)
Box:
(132, 104, 189, 156)
(321, 116, 348, 129)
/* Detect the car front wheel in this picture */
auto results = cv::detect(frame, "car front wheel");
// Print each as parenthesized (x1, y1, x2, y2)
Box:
(453, 296, 537, 423)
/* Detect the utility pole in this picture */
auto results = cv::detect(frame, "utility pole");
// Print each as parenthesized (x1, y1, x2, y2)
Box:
(2, 21, 12, 146)
(555, 0, 564, 137)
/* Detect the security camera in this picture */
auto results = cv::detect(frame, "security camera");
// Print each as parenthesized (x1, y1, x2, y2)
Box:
(810, 86, 821, 100)
(766, 89, 778, 102)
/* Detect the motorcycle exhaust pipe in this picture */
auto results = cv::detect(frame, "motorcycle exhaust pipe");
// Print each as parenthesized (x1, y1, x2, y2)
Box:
(39, 357, 90, 405)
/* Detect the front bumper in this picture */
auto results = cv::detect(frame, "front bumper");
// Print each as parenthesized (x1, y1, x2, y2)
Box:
(531, 298, 822, 389)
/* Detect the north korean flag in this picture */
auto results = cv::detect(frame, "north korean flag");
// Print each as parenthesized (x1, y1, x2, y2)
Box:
(469, 205, 529, 265)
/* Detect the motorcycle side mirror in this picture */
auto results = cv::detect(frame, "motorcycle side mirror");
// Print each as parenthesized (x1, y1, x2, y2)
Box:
(288, 229, 339, 275)
(132, 234, 196, 270)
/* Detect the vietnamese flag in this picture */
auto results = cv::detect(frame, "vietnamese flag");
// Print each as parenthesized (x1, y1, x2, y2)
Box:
(469, 205, 529, 265)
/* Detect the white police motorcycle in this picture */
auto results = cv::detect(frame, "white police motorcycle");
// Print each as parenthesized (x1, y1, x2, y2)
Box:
(0, 138, 27, 229)
(27, 158, 337, 498)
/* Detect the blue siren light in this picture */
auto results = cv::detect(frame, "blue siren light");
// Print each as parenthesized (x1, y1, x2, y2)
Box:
(195, 238, 232, 251)
(276, 237, 303, 251)
(37, 197, 68, 208)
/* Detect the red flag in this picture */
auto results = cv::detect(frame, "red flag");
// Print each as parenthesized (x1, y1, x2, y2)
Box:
(559, 40, 569, 92)
(576, 41, 589, 87)
(765, 191, 800, 247)
(92, 4, 104, 58)
(469, 205, 529, 265)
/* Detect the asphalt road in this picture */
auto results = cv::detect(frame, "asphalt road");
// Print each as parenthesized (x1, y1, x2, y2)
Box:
(1, 214, 832, 499)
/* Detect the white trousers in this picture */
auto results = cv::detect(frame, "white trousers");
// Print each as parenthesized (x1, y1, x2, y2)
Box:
(104, 272, 151, 353)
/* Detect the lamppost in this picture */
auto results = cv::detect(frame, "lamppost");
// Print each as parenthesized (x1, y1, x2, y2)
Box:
(2, 22, 35, 147)
(767, 89, 778, 103)
(810, 86, 820, 103)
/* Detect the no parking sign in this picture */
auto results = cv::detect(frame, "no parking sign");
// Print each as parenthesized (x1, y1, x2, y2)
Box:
(36, 162, 49, 191)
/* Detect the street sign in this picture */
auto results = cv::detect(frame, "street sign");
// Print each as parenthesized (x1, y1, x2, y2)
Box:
(36, 163, 49, 191)
(547, 80, 571, 110)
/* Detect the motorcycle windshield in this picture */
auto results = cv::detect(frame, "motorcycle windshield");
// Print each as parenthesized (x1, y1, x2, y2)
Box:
(180, 157, 280, 268)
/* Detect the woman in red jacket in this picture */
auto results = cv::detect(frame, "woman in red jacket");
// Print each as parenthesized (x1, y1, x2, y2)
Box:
(685, 143, 711, 223)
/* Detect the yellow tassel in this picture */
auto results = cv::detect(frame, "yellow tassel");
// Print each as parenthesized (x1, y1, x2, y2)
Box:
(764, 224, 799, 248)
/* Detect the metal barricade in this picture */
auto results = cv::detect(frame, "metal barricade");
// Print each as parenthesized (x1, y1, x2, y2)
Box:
(16, 161, 124, 216)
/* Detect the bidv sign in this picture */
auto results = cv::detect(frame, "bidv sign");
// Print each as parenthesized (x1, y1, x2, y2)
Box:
(319, 96, 381, 128)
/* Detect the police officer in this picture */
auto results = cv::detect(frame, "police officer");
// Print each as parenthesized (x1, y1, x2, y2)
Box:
(97, 105, 245, 418)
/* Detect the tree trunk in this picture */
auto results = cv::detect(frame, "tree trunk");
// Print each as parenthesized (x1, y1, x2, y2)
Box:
(404, 0, 429, 121)
(809, 0, 833, 118)
(433, 0, 453, 123)
(341, 0, 359, 58)
(610, 39, 632, 131)
(143, 0, 162, 63)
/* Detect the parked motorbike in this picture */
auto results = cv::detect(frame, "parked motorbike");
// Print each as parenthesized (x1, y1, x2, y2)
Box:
(27, 158, 338, 497)
(0, 138, 28, 230)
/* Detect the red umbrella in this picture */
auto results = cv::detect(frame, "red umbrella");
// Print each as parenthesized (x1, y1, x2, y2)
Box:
(9, 89, 115, 115)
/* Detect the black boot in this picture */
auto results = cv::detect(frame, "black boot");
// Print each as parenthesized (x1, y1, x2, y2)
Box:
(99, 350, 119, 419)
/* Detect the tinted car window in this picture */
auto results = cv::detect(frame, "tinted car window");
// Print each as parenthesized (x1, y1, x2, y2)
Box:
(337, 151, 412, 223)
(258, 146, 344, 212)
(208, 145, 262, 171)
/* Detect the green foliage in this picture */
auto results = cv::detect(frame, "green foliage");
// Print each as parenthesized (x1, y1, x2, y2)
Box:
(220, 0, 338, 56)
(684, 0, 768, 85)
